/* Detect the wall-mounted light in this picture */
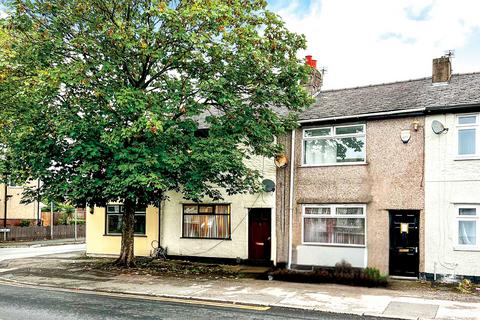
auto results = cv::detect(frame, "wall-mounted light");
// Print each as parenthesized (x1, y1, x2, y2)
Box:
(412, 121, 420, 131)
(274, 154, 288, 168)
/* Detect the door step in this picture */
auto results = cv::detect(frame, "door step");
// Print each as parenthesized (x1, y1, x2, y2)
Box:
(389, 275, 418, 280)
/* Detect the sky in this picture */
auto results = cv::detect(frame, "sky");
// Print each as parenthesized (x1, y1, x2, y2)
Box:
(268, 0, 480, 89)
(1, 1, 479, 90)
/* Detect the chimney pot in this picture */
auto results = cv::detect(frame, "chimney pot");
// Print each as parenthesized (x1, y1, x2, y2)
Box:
(432, 56, 452, 83)
(303, 55, 323, 95)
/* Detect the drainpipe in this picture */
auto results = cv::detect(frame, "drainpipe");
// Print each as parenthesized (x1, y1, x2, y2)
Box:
(157, 199, 162, 247)
(287, 129, 295, 269)
(3, 184, 6, 228)
(36, 180, 41, 225)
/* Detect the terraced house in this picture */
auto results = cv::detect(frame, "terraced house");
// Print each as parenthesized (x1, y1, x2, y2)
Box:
(85, 55, 480, 282)
(276, 56, 480, 281)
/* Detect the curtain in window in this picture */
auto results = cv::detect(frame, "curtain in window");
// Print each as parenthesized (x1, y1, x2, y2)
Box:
(304, 139, 336, 165)
(458, 221, 476, 245)
(183, 215, 229, 239)
(304, 217, 365, 245)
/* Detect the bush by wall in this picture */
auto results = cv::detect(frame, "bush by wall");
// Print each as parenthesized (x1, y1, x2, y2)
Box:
(269, 260, 388, 288)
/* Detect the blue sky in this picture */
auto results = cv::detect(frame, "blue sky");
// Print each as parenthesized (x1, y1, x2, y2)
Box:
(268, 0, 480, 89)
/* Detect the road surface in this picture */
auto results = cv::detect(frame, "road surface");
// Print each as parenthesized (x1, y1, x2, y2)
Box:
(0, 283, 388, 320)
(0, 244, 85, 262)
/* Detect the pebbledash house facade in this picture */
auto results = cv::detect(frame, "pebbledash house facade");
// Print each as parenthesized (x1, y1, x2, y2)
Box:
(276, 56, 480, 281)
(86, 56, 480, 281)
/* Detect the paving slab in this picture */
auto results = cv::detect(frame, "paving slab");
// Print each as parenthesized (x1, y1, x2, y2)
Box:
(383, 301, 439, 319)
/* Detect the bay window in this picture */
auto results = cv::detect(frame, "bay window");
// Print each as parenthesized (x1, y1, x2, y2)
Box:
(303, 124, 366, 166)
(457, 114, 479, 157)
(456, 205, 479, 249)
(106, 205, 146, 235)
(182, 204, 231, 239)
(302, 204, 366, 246)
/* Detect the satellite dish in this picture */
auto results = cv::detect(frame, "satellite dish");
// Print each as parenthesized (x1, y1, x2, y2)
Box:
(262, 179, 275, 193)
(432, 120, 448, 134)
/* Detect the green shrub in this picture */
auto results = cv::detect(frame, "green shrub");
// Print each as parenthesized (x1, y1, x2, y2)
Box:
(269, 264, 388, 288)
(69, 219, 85, 225)
(19, 219, 31, 227)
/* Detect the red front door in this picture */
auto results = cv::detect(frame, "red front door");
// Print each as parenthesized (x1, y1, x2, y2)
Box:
(248, 208, 271, 261)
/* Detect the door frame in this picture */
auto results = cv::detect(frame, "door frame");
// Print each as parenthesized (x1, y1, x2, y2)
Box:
(389, 210, 420, 277)
(247, 208, 272, 262)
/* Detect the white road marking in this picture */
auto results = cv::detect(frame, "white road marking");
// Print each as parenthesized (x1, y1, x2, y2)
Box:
(0, 244, 85, 262)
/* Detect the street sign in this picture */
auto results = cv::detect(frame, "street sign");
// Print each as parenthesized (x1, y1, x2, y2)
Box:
(0, 228, 10, 232)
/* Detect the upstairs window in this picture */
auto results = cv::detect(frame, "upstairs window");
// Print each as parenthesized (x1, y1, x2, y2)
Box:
(303, 124, 366, 166)
(457, 114, 479, 157)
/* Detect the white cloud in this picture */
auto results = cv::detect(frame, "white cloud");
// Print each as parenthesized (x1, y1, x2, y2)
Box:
(273, 0, 480, 89)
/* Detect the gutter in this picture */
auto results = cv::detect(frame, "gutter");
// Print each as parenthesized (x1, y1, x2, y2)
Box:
(287, 129, 295, 269)
(298, 107, 426, 124)
(425, 103, 480, 114)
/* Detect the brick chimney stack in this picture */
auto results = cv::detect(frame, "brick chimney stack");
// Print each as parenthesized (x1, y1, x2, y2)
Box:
(432, 55, 452, 83)
(305, 55, 323, 95)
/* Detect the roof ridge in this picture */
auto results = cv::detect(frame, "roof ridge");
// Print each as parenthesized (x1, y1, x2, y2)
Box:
(319, 71, 480, 93)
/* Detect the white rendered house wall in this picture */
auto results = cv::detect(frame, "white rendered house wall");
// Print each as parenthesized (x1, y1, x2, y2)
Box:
(425, 113, 480, 277)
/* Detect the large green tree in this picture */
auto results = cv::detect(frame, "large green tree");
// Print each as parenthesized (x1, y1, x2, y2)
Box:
(0, 0, 312, 266)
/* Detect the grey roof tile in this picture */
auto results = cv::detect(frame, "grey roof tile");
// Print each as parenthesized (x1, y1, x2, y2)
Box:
(299, 72, 480, 121)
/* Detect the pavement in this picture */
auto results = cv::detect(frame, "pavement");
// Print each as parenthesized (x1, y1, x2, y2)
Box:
(0, 251, 479, 320)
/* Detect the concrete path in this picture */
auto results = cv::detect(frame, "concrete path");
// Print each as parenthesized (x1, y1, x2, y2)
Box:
(0, 253, 478, 320)
(0, 244, 85, 262)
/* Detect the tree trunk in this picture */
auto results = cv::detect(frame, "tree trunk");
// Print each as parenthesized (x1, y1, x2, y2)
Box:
(116, 199, 135, 267)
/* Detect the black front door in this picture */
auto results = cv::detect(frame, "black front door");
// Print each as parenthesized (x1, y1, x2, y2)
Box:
(389, 211, 420, 277)
(248, 208, 271, 261)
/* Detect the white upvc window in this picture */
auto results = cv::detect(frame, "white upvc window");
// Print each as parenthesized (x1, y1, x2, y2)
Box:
(302, 124, 366, 166)
(456, 114, 479, 158)
(455, 205, 479, 250)
(302, 204, 366, 247)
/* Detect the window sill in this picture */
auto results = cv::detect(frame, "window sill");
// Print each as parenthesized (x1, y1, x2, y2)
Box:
(103, 234, 147, 238)
(453, 246, 480, 252)
(180, 237, 232, 241)
(301, 243, 366, 248)
(300, 162, 368, 168)
(454, 156, 480, 161)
